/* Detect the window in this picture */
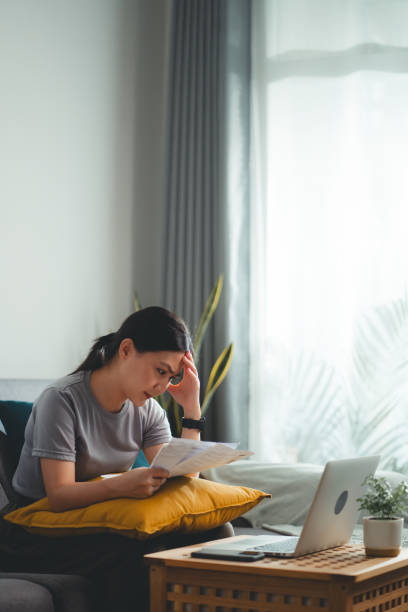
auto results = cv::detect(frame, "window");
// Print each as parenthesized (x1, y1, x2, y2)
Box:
(249, 0, 408, 471)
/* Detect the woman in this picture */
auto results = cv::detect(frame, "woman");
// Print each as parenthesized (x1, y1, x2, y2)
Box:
(2, 307, 231, 612)
(12, 306, 203, 510)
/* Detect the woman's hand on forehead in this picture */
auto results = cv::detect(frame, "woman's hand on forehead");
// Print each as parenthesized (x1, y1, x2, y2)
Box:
(167, 351, 201, 418)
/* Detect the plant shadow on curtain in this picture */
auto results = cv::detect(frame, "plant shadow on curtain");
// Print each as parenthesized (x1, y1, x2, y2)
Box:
(250, 0, 408, 472)
(161, 0, 251, 446)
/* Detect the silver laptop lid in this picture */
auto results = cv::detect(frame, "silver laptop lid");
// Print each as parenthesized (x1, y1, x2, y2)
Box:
(294, 455, 380, 556)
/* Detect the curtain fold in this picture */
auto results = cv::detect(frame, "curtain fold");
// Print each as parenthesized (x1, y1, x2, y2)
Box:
(162, 0, 251, 445)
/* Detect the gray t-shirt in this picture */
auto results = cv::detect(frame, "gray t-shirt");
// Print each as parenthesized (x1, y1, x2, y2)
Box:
(12, 371, 171, 500)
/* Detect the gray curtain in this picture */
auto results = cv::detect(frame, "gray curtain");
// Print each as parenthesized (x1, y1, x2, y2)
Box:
(162, 0, 251, 446)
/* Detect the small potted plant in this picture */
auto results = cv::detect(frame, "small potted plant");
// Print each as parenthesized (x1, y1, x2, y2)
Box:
(357, 475, 408, 557)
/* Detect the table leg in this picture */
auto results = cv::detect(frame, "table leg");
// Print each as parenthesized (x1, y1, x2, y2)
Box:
(149, 564, 167, 611)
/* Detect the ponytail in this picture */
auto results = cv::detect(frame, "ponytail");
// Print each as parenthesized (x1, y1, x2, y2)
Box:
(72, 332, 119, 373)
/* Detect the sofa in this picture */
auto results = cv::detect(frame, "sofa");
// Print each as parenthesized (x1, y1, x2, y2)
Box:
(0, 378, 100, 612)
(202, 458, 408, 542)
(0, 378, 236, 612)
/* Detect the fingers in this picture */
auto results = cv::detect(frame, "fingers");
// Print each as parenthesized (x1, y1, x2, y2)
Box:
(151, 477, 167, 488)
(112, 467, 169, 499)
(136, 468, 169, 497)
(168, 352, 197, 390)
(182, 352, 199, 380)
(168, 378, 183, 390)
(149, 467, 169, 489)
(183, 350, 196, 370)
(150, 467, 170, 479)
(149, 482, 164, 494)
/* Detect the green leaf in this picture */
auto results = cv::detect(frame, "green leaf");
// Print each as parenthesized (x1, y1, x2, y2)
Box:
(154, 393, 182, 436)
(133, 272, 234, 436)
(134, 293, 142, 312)
(155, 393, 170, 412)
(357, 475, 408, 518)
(193, 275, 223, 360)
(201, 343, 234, 415)
(166, 396, 183, 437)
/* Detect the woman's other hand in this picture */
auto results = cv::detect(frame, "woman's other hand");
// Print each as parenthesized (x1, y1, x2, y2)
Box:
(41, 459, 170, 511)
(103, 467, 169, 499)
(167, 351, 200, 418)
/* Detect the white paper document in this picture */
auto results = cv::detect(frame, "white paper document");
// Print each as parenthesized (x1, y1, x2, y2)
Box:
(150, 437, 253, 477)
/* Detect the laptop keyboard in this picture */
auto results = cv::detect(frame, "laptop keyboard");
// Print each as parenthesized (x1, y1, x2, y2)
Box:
(254, 536, 299, 553)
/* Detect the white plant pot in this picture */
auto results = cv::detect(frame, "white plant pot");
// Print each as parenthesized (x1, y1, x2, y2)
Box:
(363, 517, 403, 557)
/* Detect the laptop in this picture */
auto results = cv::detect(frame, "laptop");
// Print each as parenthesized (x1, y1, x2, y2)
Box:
(200, 455, 380, 558)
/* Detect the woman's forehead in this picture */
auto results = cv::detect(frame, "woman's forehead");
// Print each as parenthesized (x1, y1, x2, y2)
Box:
(150, 350, 185, 372)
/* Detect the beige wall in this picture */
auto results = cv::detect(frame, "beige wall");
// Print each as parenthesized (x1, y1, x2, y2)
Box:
(0, 0, 169, 378)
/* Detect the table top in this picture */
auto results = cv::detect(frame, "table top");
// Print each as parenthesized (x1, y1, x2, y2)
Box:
(144, 535, 408, 583)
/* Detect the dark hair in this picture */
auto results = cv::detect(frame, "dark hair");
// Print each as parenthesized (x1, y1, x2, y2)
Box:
(72, 306, 192, 373)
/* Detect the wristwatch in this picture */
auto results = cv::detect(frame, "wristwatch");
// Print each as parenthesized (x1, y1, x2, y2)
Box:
(182, 416, 206, 431)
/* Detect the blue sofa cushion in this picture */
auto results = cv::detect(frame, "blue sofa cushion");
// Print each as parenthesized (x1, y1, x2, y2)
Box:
(0, 401, 33, 471)
(132, 450, 149, 468)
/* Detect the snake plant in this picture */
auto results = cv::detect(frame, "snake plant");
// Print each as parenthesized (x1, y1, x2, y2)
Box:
(135, 275, 234, 436)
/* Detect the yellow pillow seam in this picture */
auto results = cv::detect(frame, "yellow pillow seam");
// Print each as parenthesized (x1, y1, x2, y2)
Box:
(6, 497, 265, 533)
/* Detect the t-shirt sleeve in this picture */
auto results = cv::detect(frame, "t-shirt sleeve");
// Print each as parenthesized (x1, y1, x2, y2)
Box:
(142, 398, 171, 448)
(31, 387, 76, 462)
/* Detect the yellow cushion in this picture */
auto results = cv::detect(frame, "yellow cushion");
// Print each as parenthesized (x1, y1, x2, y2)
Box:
(4, 476, 269, 539)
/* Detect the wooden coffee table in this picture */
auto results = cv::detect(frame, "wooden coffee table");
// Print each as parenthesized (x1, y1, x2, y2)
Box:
(144, 535, 408, 611)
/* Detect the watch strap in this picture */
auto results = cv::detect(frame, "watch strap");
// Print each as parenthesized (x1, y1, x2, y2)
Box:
(182, 416, 206, 431)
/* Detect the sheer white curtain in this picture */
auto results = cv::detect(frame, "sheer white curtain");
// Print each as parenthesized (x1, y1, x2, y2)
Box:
(249, 0, 408, 471)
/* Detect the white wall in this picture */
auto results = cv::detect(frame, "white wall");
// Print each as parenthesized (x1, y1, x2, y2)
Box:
(0, 0, 169, 378)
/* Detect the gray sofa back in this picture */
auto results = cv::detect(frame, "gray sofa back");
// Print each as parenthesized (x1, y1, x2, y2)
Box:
(0, 379, 52, 402)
